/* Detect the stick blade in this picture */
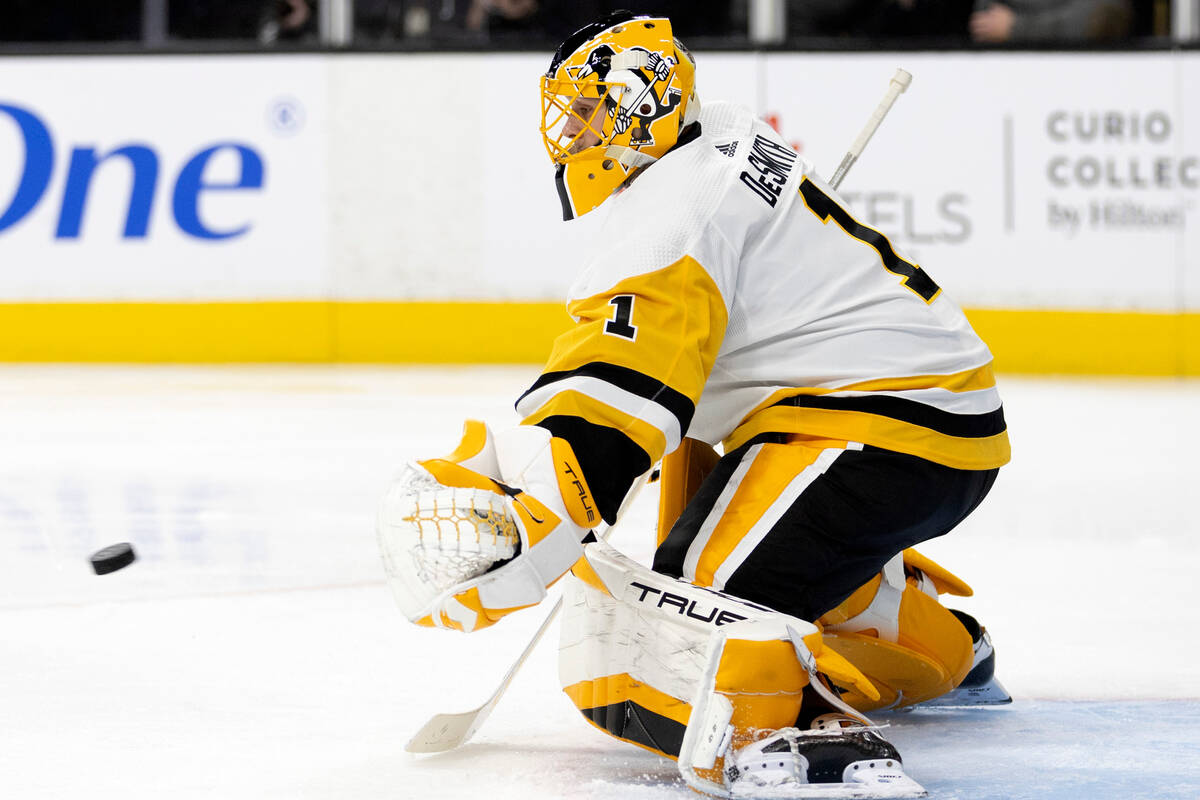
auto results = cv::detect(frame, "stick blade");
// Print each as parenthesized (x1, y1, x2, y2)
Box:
(405, 707, 488, 754)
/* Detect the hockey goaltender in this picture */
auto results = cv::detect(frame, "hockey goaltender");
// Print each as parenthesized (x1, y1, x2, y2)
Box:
(377, 11, 1011, 799)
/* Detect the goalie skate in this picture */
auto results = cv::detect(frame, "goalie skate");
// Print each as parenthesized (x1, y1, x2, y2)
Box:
(726, 727, 926, 799)
(917, 611, 1011, 708)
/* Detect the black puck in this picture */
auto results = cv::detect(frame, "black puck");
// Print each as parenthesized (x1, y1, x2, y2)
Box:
(90, 542, 137, 575)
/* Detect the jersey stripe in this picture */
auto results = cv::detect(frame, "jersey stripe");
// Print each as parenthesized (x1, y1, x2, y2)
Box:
(723, 362, 1010, 470)
(521, 387, 672, 461)
(737, 363, 1002, 420)
(824, 386, 1001, 416)
(521, 361, 696, 429)
(833, 363, 1000, 395)
(770, 394, 1006, 439)
(725, 405, 1010, 470)
(517, 361, 695, 450)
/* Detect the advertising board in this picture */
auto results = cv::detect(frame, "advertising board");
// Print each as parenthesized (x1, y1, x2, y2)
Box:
(0, 52, 1195, 369)
(0, 56, 327, 300)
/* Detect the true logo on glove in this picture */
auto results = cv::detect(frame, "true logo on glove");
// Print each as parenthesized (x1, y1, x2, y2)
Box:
(561, 461, 597, 524)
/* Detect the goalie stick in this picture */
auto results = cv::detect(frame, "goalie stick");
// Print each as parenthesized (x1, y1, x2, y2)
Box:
(404, 591, 563, 753)
(406, 70, 913, 755)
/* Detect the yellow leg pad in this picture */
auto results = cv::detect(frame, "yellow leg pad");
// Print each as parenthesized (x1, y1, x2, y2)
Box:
(564, 673, 693, 726)
(822, 587, 974, 710)
(903, 547, 974, 597)
(817, 575, 884, 629)
(714, 639, 810, 744)
(819, 549, 973, 630)
(803, 631, 882, 702)
(820, 634, 949, 710)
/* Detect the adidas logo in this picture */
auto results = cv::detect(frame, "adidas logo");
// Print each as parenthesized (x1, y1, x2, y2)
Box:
(715, 142, 738, 158)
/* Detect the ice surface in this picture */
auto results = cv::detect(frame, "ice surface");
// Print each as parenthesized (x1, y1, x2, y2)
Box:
(1, 366, 1197, 799)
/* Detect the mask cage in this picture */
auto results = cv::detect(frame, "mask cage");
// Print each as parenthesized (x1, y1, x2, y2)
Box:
(540, 76, 623, 165)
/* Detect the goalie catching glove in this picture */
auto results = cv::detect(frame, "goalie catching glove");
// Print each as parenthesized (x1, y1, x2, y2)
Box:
(377, 420, 602, 632)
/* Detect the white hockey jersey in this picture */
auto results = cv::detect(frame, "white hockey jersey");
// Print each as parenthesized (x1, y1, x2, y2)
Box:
(517, 102, 1009, 522)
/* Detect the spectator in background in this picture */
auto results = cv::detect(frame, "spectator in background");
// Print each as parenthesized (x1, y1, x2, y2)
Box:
(259, 0, 318, 43)
(968, 0, 1133, 42)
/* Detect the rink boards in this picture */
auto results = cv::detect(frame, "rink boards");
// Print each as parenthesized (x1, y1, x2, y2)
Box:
(0, 51, 1198, 373)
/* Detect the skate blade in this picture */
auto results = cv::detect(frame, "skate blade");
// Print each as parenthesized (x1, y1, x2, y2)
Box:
(914, 675, 1012, 709)
(730, 774, 927, 799)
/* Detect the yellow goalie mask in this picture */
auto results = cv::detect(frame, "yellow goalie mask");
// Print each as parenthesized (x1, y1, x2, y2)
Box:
(540, 12, 700, 220)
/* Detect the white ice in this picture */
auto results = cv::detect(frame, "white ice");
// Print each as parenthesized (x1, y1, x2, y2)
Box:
(1, 366, 1197, 800)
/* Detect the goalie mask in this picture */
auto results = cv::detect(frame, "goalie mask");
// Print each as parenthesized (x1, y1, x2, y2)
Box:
(540, 12, 700, 220)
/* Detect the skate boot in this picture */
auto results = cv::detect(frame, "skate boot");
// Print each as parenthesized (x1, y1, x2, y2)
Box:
(725, 721, 926, 798)
(919, 610, 1011, 707)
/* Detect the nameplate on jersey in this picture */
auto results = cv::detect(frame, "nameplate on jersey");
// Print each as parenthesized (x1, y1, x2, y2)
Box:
(739, 134, 798, 208)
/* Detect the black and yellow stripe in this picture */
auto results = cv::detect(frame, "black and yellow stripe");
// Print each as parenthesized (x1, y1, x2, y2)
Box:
(519, 361, 696, 433)
(772, 393, 1005, 439)
(724, 364, 1010, 470)
(563, 674, 690, 760)
(576, 700, 687, 760)
(725, 394, 1009, 470)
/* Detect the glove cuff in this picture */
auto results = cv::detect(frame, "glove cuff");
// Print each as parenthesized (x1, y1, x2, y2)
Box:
(495, 424, 601, 531)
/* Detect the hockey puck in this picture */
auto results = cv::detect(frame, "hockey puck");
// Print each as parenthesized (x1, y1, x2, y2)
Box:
(90, 543, 137, 575)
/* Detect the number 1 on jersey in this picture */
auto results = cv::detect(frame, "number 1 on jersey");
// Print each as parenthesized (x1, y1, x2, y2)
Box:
(604, 295, 638, 340)
(799, 179, 941, 303)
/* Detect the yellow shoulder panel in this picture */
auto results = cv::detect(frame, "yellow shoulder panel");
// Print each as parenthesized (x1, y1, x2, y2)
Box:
(548, 255, 729, 407)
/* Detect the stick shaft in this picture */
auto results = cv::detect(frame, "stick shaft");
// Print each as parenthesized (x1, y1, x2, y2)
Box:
(404, 596, 563, 753)
(829, 68, 911, 190)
